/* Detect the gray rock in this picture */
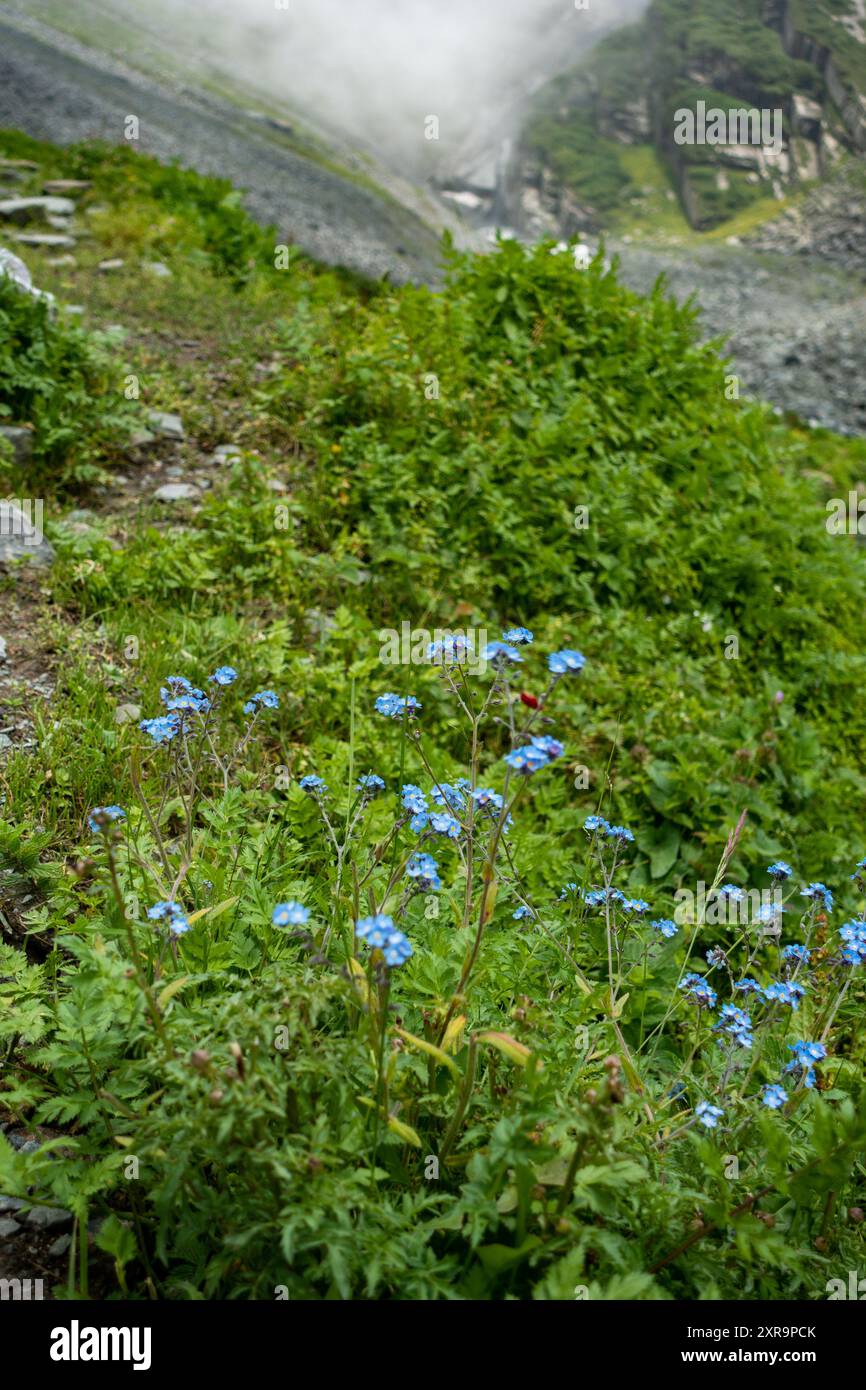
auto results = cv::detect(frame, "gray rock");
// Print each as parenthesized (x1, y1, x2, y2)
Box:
(42, 180, 91, 195)
(0, 196, 76, 224)
(125, 428, 156, 453)
(144, 260, 172, 278)
(0, 245, 55, 308)
(18, 1140, 40, 1154)
(0, 425, 34, 466)
(0, 500, 54, 569)
(148, 410, 185, 441)
(0, 636, 7, 662)
(114, 703, 141, 725)
(0, 1218, 22, 1238)
(211, 443, 242, 465)
(48, 1233, 72, 1257)
(153, 482, 199, 502)
(47, 254, 76, 267)
(97, 258, 124, 272)
(0, 1195, 25, 1213)
(13, 232, 76, 249)
(26, 1206, 72, 1232)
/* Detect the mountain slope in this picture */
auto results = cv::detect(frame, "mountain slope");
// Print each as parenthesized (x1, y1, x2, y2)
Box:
(516, 0, 866, 234)
(0, 5, 448, 283)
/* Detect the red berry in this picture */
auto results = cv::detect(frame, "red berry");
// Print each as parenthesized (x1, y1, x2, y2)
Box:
(520, 691, 539, 709)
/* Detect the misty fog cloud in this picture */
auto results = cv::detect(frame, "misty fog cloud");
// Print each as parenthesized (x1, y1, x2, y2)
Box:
(103, 0, 649, 173)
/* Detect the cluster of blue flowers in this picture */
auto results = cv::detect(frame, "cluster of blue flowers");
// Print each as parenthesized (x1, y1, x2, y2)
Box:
(695, 1100, 724, 1130)
(483, 640, 523, 666)
(88, 805, 125, 834)
(583, 816, 635, 844)
(840, 919, 866, 966)
(147, 899, 190, 936)
(763, 979, 807, 1010)
(243, 689, 279, 715)
(714, 1003, 753, 1050)
(581, 887, 650, 915)
(299, 774, 328, 796)
(355, 914, 413, 967)
(505, 735, 564, 775)
(375, 693, 422, 720)
(651, 918, 678, 939)
(406, 852, 441, 892)
(272, 901, 310, 927)
(433, 780, 471, 811)
(548, 649, 585, 675)
(767, 861, 792, 880)
(680, 973, 718, 1009)
(783, 1040, 827, 1091)
(427, 634, 474, 664)
(356, 773, 386, 796)
(800, 882, 833, 913)
(399, 784, 462, 837)
(139, 669, 278, 745)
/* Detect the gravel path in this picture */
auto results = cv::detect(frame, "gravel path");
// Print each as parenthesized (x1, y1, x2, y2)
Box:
(611, 238, 866, 436)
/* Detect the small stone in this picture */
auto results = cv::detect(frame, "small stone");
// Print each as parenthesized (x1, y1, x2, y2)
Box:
(13, 232, 77, 248)
(47, 254, 77, 267)
(153, 483, 199, 502)
(0, 1218, 22, 1238)
(125, 428, 156, 453)
(0, 635, 7, 662)
(26, 1206, 72, 1232)
(97, 258, 125, 272)
(114, 703, 141, 725)
(48, 1233, 72, 1257)
(148, 410, 185, 441)
(144, 260, 172, 278)
(0, 196, 76, 223)
(211, 444, 242, 465)
(0, 501, 54, 569)
(0, 1195, 25, 1213)
(42, 180, 91, 195)
(0, 425, 33, 466)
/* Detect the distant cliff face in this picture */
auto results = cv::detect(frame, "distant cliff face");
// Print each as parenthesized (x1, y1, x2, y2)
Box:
(509, 0, 866, 236)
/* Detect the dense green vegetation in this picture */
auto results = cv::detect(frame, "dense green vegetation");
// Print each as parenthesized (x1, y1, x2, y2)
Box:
(1, 135, 864, 1299)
